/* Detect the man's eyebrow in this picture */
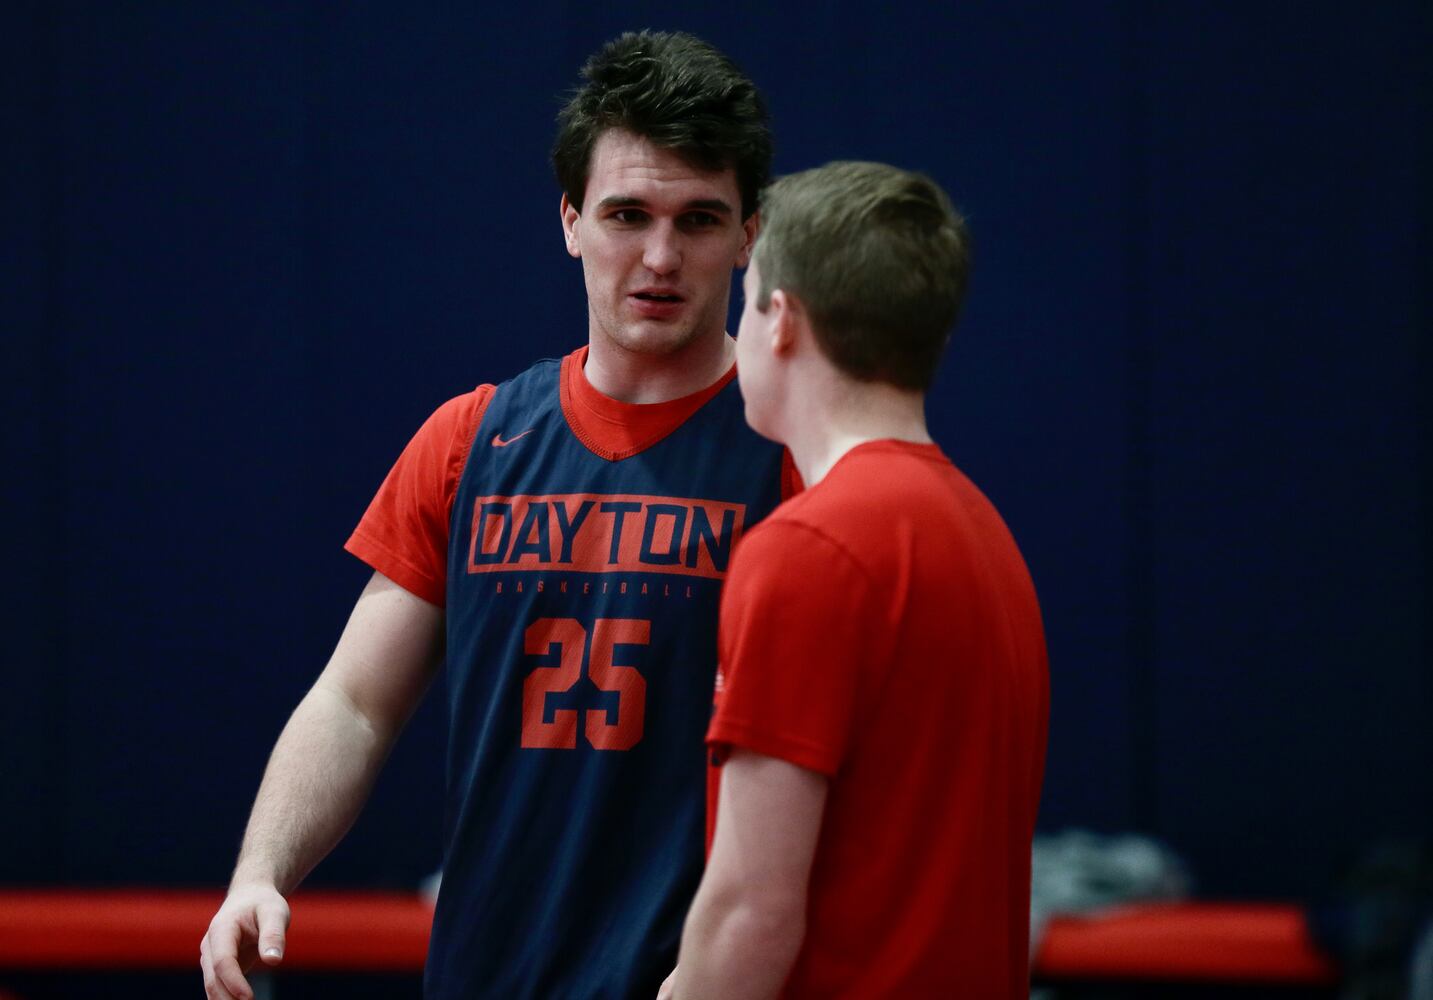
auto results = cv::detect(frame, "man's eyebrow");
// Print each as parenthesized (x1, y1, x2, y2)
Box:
(595, 196, 646, 211)
(685, 198, 735, 215)
(593, 195, 735, 215)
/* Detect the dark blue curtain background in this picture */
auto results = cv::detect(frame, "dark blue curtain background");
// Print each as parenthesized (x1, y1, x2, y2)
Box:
(4, 1, 1429, 902)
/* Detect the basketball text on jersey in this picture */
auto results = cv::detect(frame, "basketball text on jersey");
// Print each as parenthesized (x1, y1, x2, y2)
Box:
(465, 492, 744, 579)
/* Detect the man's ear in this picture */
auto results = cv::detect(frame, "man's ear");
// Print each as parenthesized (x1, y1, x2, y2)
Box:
(735, 211, 759, 269)
(560, 194, 581, 259)
(768, 288, 802, 356)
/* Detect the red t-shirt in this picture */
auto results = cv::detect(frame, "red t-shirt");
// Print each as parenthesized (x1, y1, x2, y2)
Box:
(709, 440, 1049, 999)
(344, 346, 799, 603)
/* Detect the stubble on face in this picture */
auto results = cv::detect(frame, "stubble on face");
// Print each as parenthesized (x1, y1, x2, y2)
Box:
(565, 130, 754, 364)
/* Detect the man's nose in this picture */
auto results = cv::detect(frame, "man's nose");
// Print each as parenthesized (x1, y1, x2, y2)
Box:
(642, 223, 682, 275)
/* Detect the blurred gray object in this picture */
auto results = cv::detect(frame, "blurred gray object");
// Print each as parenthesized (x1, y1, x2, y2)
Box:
(1030, 829, 1192, 956)
(1411, 918, 1433, 1000)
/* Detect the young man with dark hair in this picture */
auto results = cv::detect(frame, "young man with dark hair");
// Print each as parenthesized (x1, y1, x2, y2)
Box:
(670, 162, 1049, 998)
(200, 31, 795, 1000)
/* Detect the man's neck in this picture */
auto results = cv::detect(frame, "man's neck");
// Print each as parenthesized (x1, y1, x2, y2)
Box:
(585, 331, 736, 404)
(782, 379, 932, 487)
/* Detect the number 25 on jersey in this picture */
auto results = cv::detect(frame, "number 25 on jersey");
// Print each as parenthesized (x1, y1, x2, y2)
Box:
(521, 617, 649, 751)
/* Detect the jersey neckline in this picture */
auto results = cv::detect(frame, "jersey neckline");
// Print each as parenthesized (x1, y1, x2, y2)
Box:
(559, 346, 737, 462)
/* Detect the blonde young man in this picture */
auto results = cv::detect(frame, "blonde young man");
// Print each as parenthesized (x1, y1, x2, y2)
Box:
(672, 162, 1049, 999)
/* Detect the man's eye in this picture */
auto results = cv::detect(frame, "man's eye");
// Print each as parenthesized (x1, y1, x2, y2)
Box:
(612, 209, 647, 224)
(683, 213, 721, 227)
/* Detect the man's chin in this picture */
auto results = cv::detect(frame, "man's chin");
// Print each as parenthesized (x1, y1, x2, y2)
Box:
(607, 323, 716, 358)
(742, 403, 783, 444)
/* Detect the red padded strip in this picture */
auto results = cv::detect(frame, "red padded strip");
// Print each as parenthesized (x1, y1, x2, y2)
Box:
(0, 890, 430, 970)
(0, 892, 1337, 983)
(1036, 902, 1338, 983)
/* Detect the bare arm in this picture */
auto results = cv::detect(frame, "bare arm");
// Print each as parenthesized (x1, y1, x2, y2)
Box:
(670, 750, 828, 1000)
(201, 570, 443, 1000)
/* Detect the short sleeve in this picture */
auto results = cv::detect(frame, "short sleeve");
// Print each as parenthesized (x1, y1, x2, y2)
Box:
(708, 520, 877, 776)
(344, 386, 493, 606)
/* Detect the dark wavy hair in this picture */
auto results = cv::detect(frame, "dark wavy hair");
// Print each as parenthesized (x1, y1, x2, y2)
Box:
(552, 31, 772, 219)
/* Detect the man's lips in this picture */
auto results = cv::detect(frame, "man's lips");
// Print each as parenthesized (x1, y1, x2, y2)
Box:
(628, 289, 686, 318)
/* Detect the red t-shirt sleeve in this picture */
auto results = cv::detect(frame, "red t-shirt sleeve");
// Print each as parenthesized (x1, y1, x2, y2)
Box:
(344, 386, 493, 606)
(708, 519, 877, 777)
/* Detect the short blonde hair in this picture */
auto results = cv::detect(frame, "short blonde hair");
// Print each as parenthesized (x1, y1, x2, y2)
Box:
(754, 161, 970, 390)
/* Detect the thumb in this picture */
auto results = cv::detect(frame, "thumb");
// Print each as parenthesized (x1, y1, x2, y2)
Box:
(255, 898, 290, 965)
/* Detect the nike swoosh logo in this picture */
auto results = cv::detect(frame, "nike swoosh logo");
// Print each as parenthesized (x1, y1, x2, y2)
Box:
(491, 429, 535, 448)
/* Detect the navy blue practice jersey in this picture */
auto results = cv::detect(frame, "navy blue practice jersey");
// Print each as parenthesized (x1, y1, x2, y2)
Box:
(424, 353, 788, 1000)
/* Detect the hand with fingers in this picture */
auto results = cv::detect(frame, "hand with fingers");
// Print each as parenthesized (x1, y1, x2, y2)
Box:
(199, 883, 290, 1000)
